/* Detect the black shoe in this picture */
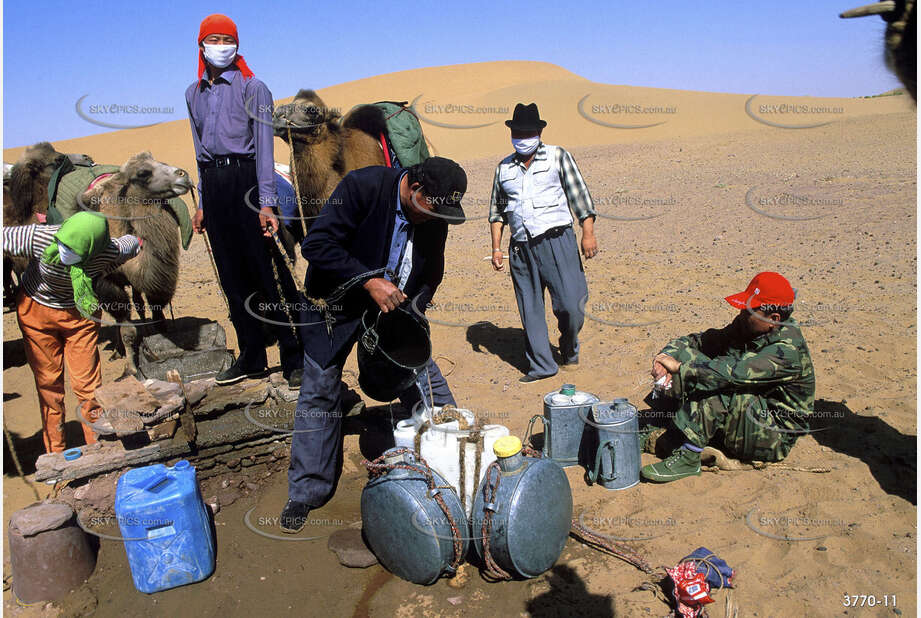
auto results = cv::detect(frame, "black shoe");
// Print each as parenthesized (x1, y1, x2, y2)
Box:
(215, 362, 267, 386)
(519, 372, 558, 384)
(280, 499, 311, 533)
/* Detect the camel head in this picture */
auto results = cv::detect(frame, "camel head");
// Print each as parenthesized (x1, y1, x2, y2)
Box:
(273, 89, 343, 144)
(841, 1, 916, 100)
(115, 152, 193, 200)
(8, 141, 62, 220)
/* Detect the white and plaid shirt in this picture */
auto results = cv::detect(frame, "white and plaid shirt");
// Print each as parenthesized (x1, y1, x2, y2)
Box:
(489, 143, 595, 241)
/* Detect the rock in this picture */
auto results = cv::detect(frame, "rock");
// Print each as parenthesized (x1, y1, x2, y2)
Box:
(217, 487, 240, 507)
(9, 503, 74, 536)
(207, 497, 220, 515)
(185, 378, 216, 406)
(70, 475, 118, 510)
(143, 378, 183, 404)
(327, 529, 378, 568)
(98, 408, 145, 436)
(148, 420, 179, 441)
(95, 376, 160, 415)
(195, 380, 270, 416)
(270, 384, 300, 403)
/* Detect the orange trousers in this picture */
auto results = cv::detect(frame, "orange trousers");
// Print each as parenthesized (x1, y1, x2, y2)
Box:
(15, 292, 103, 453)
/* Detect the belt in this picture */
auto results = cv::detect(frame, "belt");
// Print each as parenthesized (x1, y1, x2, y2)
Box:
(198, 155, 255, 169)
(512, 224, 571, 245)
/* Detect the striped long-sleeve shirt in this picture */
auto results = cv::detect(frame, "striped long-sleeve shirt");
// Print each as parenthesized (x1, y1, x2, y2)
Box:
(3, 224, 141, 310)
(488, 143, 596, 241)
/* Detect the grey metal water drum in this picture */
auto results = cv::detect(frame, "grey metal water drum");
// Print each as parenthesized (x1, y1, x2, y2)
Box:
(8, 502, 97, 603)
(587, 399, 641, 490)
(471, 436, 572, 578)
(527, 384, 599, 467)
(361, 449, 468, 584)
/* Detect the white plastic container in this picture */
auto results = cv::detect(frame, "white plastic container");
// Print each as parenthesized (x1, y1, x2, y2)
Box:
(393, 406, 509, 515)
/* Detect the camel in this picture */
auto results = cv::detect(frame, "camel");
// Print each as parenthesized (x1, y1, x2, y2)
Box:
(7, 144, 192, 376)
(82, 152, 192, 376)
(842, 1, 916, 100)
(272, 90, 385, 228)
(3, 143, 59, 305)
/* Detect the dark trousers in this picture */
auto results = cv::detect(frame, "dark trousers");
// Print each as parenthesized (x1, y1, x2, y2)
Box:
(287, 342, 455, 506)
(201, 160, 302, 375)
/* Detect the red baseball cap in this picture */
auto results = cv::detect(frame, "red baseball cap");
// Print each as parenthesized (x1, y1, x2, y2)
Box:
(725, 272, 795, 309)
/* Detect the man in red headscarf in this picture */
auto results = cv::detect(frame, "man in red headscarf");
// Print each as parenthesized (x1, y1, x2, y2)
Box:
(186, 14, 303, 388)
(641, 272, 816, 483)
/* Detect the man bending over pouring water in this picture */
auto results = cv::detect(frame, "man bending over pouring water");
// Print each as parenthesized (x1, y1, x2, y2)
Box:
(281, 157, 467, 532)
(641, 272, 815, 483)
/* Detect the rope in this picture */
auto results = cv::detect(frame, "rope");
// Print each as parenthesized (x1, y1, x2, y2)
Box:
(3, 421, 40, 501)
(286, 124, 308, 240)
(479, 462, 512, 581)
(569, 519, 661, 576)
(265, 234, 299, 341)
(269, 230, 306, 296)
(362, 448, 464, 571)
(433, 355, 456, 377)
(432, 406, 469, 512)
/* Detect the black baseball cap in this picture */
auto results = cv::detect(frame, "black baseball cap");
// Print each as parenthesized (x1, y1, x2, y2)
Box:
(414, 156, 467, 225)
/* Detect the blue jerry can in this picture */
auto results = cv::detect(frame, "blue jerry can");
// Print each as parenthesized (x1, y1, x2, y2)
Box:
(114, 460, 215, 593)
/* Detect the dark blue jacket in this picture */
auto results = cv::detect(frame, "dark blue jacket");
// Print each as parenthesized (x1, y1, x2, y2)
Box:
(299, 166, 448, 367)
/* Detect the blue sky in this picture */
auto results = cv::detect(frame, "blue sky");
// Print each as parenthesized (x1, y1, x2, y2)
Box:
(3, 0, 903, 147)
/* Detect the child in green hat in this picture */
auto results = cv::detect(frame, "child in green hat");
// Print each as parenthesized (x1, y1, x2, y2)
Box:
(4, 212, 141, 453)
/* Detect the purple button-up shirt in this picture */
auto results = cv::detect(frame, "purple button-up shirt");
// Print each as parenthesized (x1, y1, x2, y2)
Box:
(185, 67, 276, 208)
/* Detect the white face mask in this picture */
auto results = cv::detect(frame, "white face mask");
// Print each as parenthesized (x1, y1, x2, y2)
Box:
(202, 43, 237, 69)
(57, 241, 82, 265)
(512, 136, 540, 155)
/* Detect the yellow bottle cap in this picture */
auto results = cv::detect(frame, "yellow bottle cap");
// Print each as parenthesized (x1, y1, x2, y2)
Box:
(493, 436, 522, 458)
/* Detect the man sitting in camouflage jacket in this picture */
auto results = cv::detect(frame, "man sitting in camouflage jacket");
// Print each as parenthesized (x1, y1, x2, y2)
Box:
(641, 272, 815, 483)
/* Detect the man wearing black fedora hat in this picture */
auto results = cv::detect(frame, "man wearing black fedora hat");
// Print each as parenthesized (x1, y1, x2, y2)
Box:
(489, 102, 597, 383)
(280, 156, 467, 532)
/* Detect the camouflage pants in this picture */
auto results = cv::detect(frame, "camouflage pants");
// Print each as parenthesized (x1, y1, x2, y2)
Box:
(667, 346, 794, 462)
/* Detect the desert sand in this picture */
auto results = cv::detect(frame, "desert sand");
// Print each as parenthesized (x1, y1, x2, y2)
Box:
(3, 61, 916, 617)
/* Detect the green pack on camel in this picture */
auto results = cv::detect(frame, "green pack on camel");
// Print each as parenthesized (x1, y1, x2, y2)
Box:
(347, 101, 430, 168)
(45, 155, 194, 250)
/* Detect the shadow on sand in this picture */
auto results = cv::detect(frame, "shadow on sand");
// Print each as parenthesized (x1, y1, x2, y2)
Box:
(465, 321, 529, 374)
(811, 398, 916, 505)
(526, 564, 615, 617)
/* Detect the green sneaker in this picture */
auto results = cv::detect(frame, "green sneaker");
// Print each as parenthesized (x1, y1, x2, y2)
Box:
(641, 447, 702, 483)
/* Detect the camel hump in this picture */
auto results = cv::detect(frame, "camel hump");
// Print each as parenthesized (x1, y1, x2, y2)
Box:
(343, 101, 430, 169)
(342, 103, 388, 138)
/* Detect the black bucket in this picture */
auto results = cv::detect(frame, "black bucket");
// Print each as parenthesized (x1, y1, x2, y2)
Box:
(357, 307, 431, 401)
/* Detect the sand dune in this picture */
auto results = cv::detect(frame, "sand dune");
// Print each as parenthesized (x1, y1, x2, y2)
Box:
(4, 60, 912, 173)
